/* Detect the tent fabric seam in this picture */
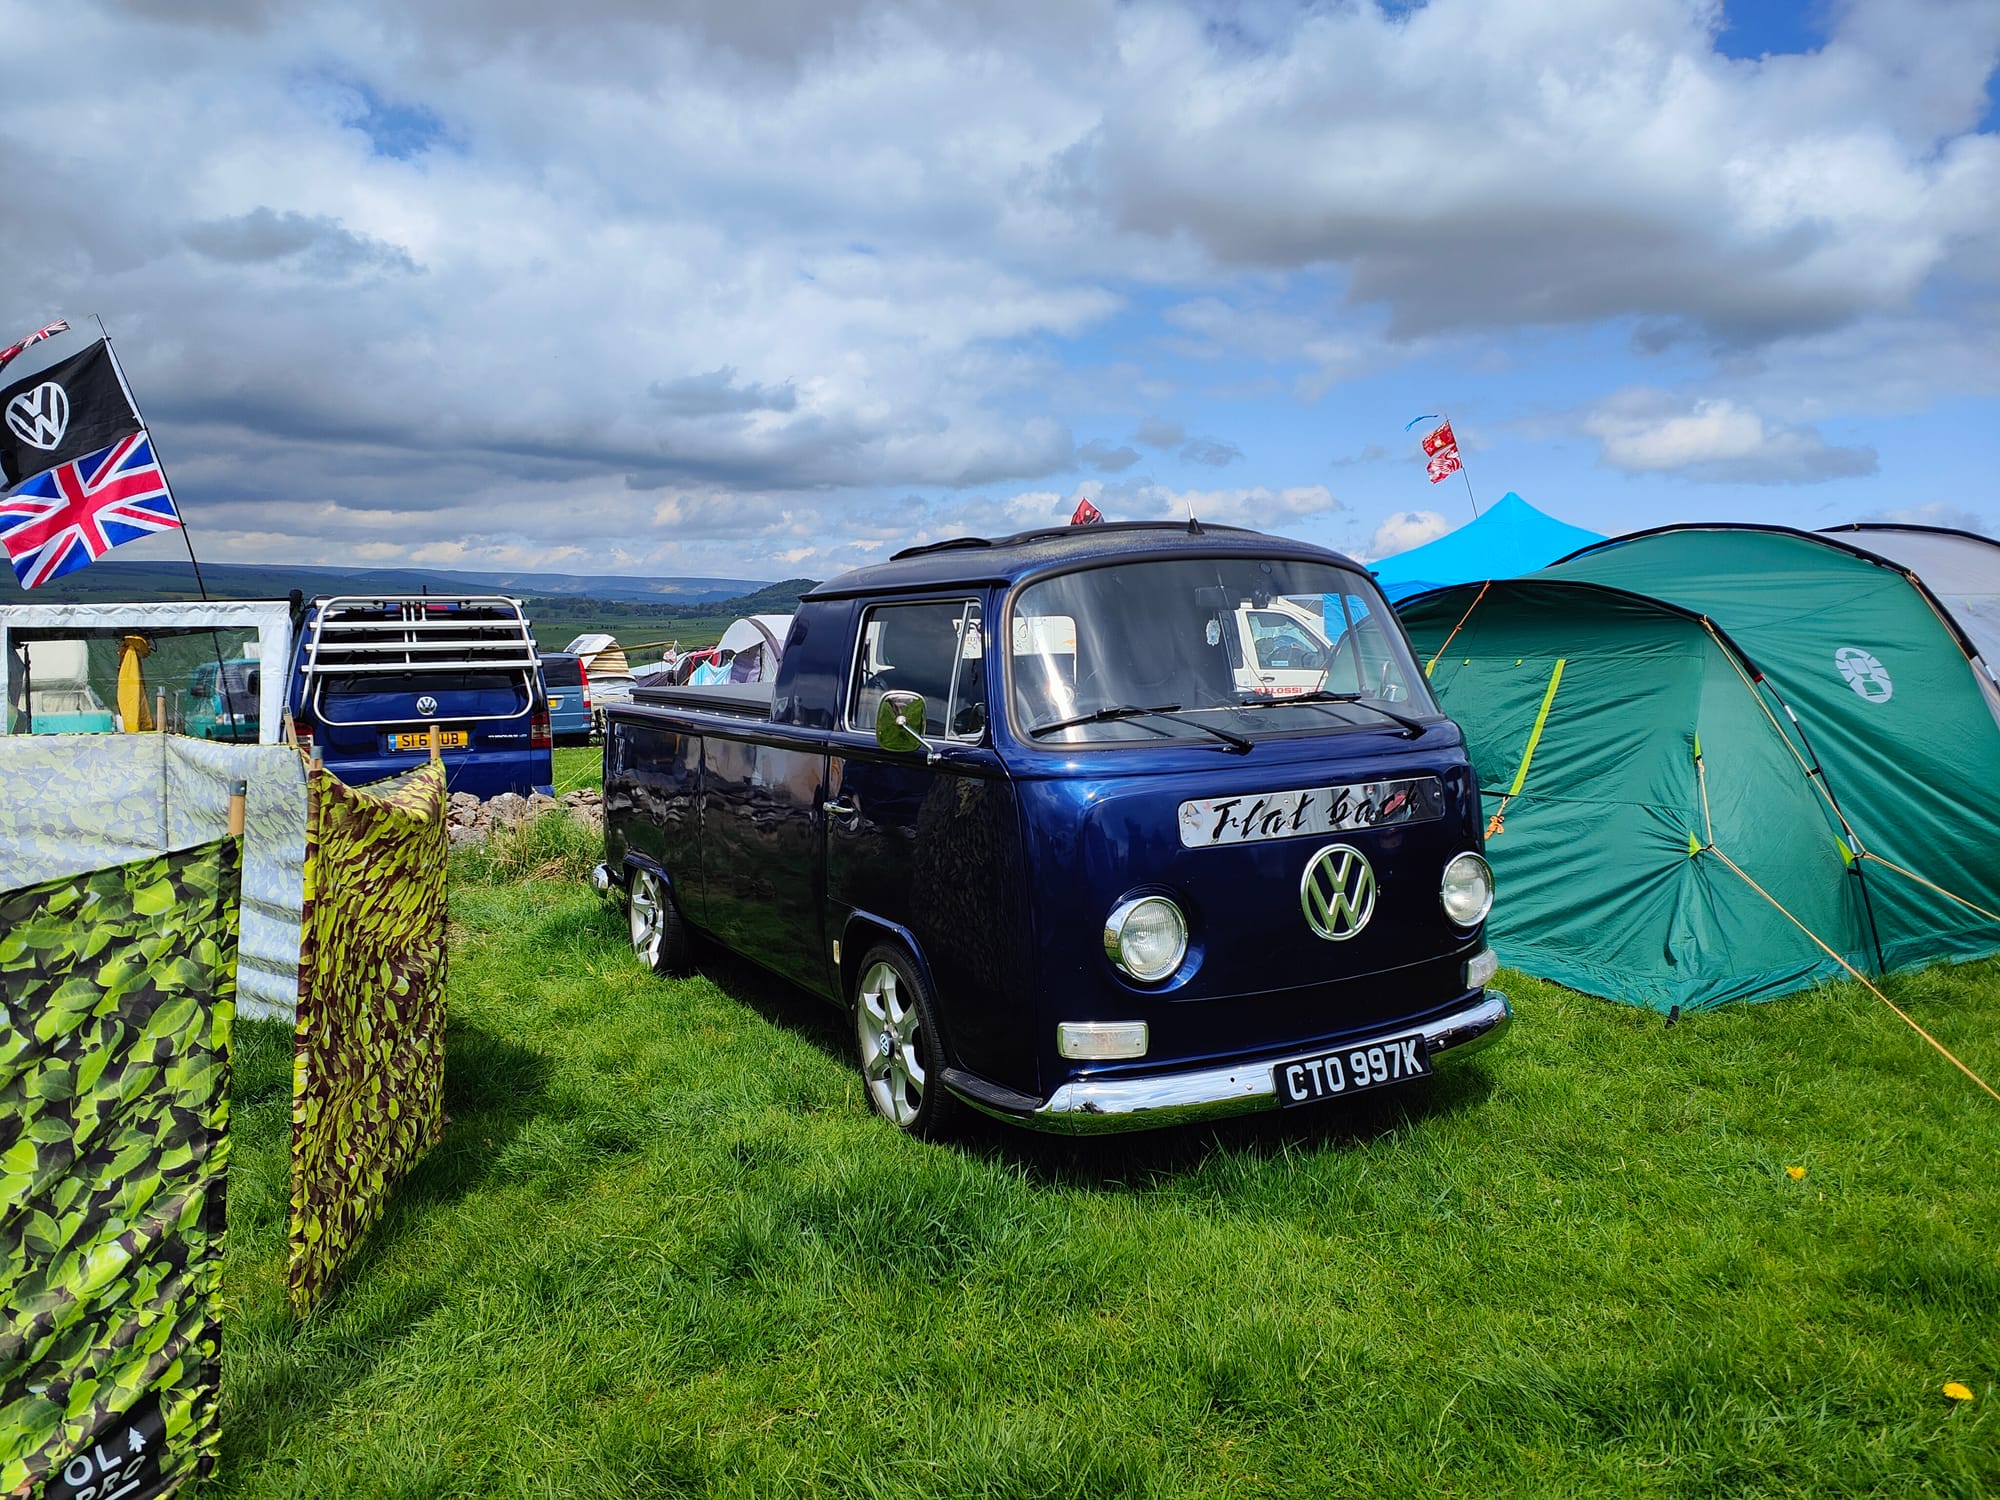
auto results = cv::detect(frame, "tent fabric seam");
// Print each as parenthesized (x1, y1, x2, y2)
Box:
(1554, 521, 1989, 671)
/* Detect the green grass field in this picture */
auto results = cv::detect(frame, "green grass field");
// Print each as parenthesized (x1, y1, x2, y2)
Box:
(551, 743, 603, 794)
(194, 826, 1999, 1497)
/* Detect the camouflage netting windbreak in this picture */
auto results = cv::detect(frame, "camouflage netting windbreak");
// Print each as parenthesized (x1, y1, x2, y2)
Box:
(0, 838, 241, 1500)
(289, 761, 448, 1316)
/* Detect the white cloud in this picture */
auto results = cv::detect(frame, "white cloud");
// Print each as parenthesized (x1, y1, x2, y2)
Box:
(1110, 483, 1342, 528)
(0, 0, 1991, 574)
(1368, 510, 1453, 560)
(1583, 389, 1878, 483)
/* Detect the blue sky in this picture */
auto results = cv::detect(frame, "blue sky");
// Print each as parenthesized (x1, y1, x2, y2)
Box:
(2, 0, 1996, 580)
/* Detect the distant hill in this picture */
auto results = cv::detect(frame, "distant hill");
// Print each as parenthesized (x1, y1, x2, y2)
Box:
(17, 559, 770, 605)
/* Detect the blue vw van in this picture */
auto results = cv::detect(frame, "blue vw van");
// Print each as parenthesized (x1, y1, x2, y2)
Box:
(289, 594, 552, 797)
(597, 523, 1508, 1136)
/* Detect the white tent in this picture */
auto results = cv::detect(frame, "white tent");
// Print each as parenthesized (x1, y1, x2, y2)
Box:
(711, 614, 792, 684)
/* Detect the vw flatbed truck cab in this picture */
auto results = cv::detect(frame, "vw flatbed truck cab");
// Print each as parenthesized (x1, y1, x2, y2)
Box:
(595, 523, 1509, 1136)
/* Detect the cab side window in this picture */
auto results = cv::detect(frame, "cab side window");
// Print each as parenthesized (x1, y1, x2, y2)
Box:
(850, 600, 987, 741)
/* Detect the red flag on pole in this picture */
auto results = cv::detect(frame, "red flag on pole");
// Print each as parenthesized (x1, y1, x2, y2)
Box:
(1070, 497, 1103, 526)
(1421, 420, 1461, 484)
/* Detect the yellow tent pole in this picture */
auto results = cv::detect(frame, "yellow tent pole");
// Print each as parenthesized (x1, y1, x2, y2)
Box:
(1485, 657, 1566, 838)
(1507, 658, 1567, 797)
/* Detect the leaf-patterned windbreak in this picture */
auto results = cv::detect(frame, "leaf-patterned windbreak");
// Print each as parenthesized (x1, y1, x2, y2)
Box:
(288, 761, 448, 1316)
(0, 837, 240, 1500)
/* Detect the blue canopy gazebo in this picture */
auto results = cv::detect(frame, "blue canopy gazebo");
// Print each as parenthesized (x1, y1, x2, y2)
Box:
(1370, 493, 1606, 602)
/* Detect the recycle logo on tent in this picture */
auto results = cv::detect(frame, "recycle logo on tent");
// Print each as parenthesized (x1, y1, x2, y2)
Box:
(1834, 646, 1893, 703)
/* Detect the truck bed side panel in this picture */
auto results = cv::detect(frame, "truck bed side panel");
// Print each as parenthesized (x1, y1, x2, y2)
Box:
(606, 716, 706, 925)
(701, 733, 832, 998)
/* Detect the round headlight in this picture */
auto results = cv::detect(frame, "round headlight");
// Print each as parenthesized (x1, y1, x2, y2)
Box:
(1441, 851, 1494, 927)
(1103, 896, 1189, 983)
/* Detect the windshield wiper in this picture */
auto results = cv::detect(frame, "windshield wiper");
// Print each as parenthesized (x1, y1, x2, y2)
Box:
(1029, 703, 1252, 754)
(1234, 690, 1428, 739)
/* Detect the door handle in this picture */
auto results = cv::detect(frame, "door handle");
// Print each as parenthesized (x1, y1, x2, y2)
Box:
(822, 796, 858, 817)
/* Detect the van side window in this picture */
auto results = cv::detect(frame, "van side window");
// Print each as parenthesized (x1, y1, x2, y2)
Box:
(850, 600, 986, 741)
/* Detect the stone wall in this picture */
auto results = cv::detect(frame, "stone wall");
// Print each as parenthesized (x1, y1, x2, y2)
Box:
(446, 787, 604, 846)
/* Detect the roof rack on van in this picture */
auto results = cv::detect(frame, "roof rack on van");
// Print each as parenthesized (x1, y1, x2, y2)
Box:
(299, 595, 541, 678)
(889, 520, 1253, 562)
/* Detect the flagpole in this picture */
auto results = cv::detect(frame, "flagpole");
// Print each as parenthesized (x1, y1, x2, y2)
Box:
(91, 315, 212, 602)
(93, 315, 235, 735)
(1448, 412, 1480, 524)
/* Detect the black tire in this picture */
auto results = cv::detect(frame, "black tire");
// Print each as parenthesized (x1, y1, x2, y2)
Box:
(628, 867, 693, 977)
(851, 942, 960, 1140)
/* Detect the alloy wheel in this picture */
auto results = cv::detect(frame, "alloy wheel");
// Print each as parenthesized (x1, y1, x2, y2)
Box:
(856, 959, 926, 1127)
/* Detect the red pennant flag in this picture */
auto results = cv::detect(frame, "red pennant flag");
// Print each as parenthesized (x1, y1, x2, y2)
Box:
(1420, 420, 1456, 459)
(1070, 497, 1103, 526)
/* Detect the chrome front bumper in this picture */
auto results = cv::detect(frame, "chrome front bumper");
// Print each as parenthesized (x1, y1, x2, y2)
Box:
(957, 990, 1512, 1135)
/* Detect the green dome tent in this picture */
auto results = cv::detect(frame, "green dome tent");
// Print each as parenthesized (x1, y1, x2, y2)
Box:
(1399, 525, 2000, 1011)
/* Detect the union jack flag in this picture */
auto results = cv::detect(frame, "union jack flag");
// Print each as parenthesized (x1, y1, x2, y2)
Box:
(0, 430, 181, 588)
(0, 318, 67, 374)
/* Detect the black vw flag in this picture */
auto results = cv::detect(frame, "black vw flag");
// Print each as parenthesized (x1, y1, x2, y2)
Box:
(0, 339, 141, 488)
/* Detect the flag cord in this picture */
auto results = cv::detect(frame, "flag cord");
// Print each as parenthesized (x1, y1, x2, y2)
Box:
(1700, 841, 2000, 1105)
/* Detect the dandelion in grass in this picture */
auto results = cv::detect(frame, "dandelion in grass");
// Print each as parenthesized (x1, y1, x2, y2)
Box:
(1786, 1166, 1806, 1180)
(1943, 1382, 1973, 1402)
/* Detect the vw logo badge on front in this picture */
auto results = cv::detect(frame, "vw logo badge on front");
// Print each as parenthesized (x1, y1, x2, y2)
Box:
(1300, 843, 1376, 941)
(416, 695, 438, 717)
(5, 381, 69, 450)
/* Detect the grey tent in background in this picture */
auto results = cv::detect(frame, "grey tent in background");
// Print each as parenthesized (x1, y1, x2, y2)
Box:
(1822, 524, 2000, 690)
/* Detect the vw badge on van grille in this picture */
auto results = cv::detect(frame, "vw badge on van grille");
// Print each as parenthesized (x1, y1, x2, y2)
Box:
(1300, 844, 1375, 941)
(416, 695, 438, 716)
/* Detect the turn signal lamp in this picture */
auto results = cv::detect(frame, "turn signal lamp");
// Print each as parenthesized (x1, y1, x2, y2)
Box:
(1465, 946, 1499, 991)
(1058, 1021, 1149, 1060)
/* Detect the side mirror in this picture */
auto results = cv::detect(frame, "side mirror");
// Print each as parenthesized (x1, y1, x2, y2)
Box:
(875, 691, 931, 754)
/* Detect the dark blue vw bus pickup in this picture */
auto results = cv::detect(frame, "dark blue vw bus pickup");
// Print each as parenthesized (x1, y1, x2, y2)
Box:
(593, 523, 1510, 1136)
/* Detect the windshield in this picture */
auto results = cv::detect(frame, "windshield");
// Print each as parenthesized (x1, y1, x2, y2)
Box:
(1007, 557, 1439, 745)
